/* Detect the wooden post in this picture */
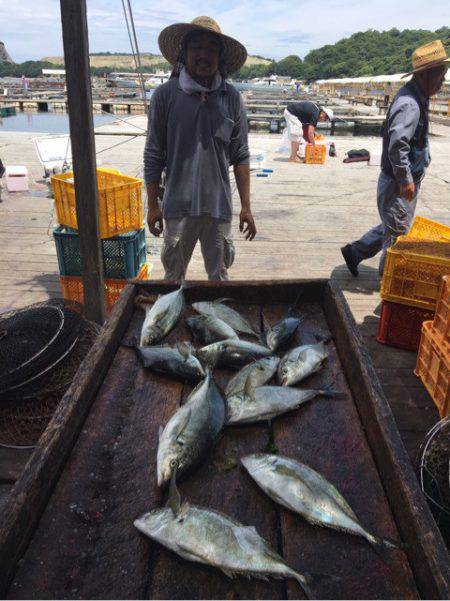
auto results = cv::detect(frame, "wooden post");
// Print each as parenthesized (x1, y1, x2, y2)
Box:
(60, 0, 105, 324)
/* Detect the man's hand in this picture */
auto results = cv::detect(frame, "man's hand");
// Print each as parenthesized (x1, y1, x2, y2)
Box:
(239, 208, 256, 241)
(147, 206, 163, 237)
(399, 181, 415, 202)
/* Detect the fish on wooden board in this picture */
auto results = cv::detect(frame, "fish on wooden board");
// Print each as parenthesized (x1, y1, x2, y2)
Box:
(241, 454, 401, 552)
(192, 299, 258, 337)
(225, 357, 280, 420)
(134, 343, 205, 382)
(227, 384, 342, 424)
(134, 475, 318, 598)
(186, 314, 239, 344)
(138, 284, 185, 346)
(197, 339, 273, 370)
(157, 369, 226, 486)
(278, 340, 329, 387)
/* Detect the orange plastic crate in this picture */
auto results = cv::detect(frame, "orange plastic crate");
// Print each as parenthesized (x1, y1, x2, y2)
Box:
(415, 321, 450, 417)
(51, 168, 143, 238)
(305, 144, 326, 165)
(380, 236, 450, 311)
(432, 275, 450, 344)
(408, 216, 450, 242)
(60, 263, 149, 314)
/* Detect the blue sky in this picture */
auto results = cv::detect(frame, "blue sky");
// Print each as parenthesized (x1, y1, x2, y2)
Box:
(2, 0, 449, 63)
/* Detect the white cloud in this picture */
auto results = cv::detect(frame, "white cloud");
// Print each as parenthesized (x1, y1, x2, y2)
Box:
(1, 0, 449, 62)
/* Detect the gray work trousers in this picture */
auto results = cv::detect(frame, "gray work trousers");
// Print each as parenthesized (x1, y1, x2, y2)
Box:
(161, 216, 235, 281)
(349, 171, 420, 275)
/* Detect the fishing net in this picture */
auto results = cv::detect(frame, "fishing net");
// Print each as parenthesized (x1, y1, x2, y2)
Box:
(0, 319, 99, 447)
(418, 418, 450, 542)
(0, 298, 83, 402)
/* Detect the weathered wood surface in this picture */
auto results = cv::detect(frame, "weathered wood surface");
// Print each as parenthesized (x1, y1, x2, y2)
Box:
(5, 281, 443, 599)
(0, 286, 136, 595)
(324, 281, 450, 599)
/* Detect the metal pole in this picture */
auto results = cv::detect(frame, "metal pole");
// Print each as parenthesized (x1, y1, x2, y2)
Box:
(60, 0, 105, 324)
(126, 0, 149, 110)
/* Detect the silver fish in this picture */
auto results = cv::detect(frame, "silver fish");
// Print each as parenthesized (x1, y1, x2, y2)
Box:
(265, 316, 302, 352)
(186, 314, 238, 344)
(225, 358, 280, 421)
(241, 454, 399, 551)
(197, 339, 273, 370)
(157, 370, 226, 486)
(278, 341, 328, 387)
(193, 299, 258, 337)
(228, 385, 341, 424)
(139, 285, 185, 346)
(134, 478, 314, 598)
(135, 343, 205, 382)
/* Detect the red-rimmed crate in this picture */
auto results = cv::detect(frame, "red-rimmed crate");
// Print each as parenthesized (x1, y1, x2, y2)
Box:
(377, 300, 435, 351)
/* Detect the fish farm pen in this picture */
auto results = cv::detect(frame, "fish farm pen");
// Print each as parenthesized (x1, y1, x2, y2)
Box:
(1, 280, 449, 599)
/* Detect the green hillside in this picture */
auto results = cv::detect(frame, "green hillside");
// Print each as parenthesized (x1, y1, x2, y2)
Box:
(235, 27, 450, 80)
(302, 27, 450, 79)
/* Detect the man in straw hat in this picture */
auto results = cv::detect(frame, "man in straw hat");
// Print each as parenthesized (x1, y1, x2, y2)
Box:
(341, 39, 448, 277)
(144, 16, 256, 281)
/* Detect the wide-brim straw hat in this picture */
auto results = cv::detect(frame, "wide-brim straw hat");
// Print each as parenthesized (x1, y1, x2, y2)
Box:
(158, 16, 247, 74)
(402, 39, 450, 78)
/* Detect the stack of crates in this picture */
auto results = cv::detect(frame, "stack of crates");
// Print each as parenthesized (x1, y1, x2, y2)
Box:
(378, 216, 450, 351)
(51, 168, 148, 313)
(415, 276, 450, 417)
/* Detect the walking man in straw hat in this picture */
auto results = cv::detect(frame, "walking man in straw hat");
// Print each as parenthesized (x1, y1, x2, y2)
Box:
(341, 40, 449, 277)
(144, 16, 256, 281)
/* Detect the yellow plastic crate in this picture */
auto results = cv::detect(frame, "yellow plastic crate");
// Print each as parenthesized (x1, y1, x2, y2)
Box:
(415, 321, 450, 418)
(305, 144, 326, 165)
(408, 216, 450, 242)
(380, 236, 450, 311)
(60, 263, 149, 314)
(51, 167, 143, 238)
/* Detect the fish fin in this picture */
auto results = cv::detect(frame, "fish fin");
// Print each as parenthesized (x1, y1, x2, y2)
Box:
(244, 374, 256, 402)
(176, 342, 191, 361)
(214, 297, 233, 304)
(166, 468, 181, 516)
(221, 568, 236, 579)
(175, 408, 191, 441)
(368, 533, 406, 565)
(158, 426, 163, 440)
(287, 290, 304, 316)
(259, 307, 269, 345)
(153, 306, 170, 322)
(317, 387, 345, 399)
(293, 570, 340, 600)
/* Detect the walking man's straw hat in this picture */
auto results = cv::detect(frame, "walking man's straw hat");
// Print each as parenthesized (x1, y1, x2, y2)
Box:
(158, 16, 248, 75)
(402, 39, 450, 77)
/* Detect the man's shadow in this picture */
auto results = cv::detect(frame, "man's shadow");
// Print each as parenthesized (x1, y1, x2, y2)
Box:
(330, 264, 381, 300)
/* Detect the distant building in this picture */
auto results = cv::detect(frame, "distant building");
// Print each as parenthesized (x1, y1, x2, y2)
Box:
(0, 41, 13, 63)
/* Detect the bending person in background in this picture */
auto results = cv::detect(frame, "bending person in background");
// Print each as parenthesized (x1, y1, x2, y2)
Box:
(283, 101, 333, 162)
(341, 40, 448, 277)
(144, 16, 256, 282)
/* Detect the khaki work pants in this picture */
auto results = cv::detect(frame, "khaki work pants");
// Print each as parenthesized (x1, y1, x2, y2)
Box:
(161, 216, 235, 281)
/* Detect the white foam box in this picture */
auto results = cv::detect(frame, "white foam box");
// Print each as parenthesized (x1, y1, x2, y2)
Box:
(4, 166, 29, 191)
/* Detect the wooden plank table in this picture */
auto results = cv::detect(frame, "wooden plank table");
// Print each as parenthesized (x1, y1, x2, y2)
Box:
(1, 280, 449, 599)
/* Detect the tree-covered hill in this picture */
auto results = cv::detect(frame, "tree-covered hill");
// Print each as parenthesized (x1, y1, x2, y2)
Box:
(302, 27, 450, 79)
(234, 27, 449, 80)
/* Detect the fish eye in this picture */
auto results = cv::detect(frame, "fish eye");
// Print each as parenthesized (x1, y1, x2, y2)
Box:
(170, 459, 179, 468)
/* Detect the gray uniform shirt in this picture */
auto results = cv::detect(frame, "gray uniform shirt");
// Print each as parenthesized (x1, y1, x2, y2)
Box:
(144, 77, 249, 222)
(382, 80, 430, 184)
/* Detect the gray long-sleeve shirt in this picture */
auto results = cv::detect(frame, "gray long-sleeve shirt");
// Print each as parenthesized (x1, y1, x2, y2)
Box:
(381, 80, 430, 184)
(144, 77, 249, 221)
